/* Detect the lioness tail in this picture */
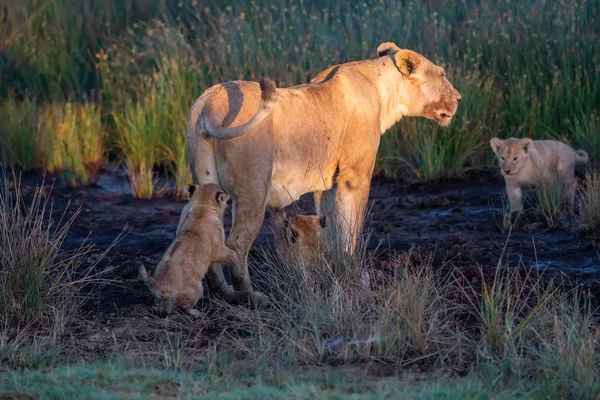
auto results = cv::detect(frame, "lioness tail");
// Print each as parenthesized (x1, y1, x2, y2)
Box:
(575, 149, 589, 164)
(203, 77, 277, 140)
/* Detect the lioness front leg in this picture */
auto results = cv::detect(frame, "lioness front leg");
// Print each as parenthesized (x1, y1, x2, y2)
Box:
(335, 167, 372, 254)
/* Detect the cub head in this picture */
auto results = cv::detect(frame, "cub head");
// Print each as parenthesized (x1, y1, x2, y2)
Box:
(184, 183, 230, 213)
(490, 137, 533, 176)
(270, 210, 326, 263)
(377, 42, 462, 126)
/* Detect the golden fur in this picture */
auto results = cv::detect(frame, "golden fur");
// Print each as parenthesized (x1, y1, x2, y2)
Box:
(270, 210, 326, 264)
(490, 137, 589, 212)
(139, 184, 238, 317)
(184, 42, 461, 303)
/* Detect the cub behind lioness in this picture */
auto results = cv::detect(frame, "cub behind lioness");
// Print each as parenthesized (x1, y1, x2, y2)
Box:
(270, 209, 326, 264)
(139, 184, 238, 318)
(490, 137, 589, 212)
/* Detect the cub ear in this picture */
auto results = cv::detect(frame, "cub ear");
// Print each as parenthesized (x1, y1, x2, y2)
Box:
(319, 216, 327, 228)
(520, 138, 534, 154)
(393, 49, 421, 76)
(490, 137, 504, 154)
(377, 42, 401, 57)
(216, 190, 230, 204)
(184, 184, 196, 200)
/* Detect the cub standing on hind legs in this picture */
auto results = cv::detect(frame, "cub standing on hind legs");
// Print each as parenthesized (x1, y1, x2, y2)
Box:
(490, 137, 589, 213)
(139, 184, 239, 318)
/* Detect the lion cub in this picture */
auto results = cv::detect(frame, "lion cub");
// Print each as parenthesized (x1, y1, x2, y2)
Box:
(139, 184, 238, 318)
(490, 137, 589, 212)
(270, 210, 326, 264)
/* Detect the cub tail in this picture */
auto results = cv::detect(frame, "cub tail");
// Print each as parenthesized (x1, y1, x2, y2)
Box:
(575, 149, 589, 164)
(203, 77, 277, 140)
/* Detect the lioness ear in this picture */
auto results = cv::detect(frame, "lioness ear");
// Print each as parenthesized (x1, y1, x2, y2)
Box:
(520, 138, 534, 154)
(319, 216, 327, 228)
(377, 42, 401, 57)
(490, 137, 504, 154)
(216, 191, 230, 204)
(393, 49, 421, 76)
(184, 184, 196, 200)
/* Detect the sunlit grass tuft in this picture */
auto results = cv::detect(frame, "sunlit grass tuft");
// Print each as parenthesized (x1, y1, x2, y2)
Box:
(578, 171, 600, 234)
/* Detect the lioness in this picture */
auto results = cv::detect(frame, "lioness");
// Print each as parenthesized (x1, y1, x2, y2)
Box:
(139, 184, 238, 317)
(490, 137, 589, 212)
(270, 210, 326, 264)
(185, 42, 461, 303)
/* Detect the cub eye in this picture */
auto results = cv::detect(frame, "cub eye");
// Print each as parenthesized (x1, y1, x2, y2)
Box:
(513, 157, 518, 162)
(499, 156, 505, 161)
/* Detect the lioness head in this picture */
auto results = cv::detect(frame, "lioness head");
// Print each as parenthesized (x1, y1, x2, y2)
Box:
(490, 137, 533, 176)
(184, 183, 230, 213)
(270, 210, 326, 263)
(377, 42, 462, 126)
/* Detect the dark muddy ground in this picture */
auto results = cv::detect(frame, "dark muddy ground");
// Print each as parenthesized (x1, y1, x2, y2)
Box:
(21, 170, 600, 363)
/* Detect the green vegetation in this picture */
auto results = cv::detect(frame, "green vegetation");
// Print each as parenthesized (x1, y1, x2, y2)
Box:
(0, 168, 113, 342)
(0, 0, 598, 191)
(579, 171, 600, 233)
(0, 174, 598, 397)
(1, 2, 599, 397)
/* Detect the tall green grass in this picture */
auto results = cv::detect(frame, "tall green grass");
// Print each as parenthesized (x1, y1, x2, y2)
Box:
(0, 97, 38, 170)
(1, 0, 598, 187)
(41, 102, 105, 185)
(578, 171, 600, 234)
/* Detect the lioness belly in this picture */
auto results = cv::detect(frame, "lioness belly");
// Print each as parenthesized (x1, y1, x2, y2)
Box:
(267, 160, 335, 209)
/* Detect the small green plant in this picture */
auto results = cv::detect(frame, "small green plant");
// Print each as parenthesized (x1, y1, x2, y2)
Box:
(533, 177, 569, 228)
(529, 290, 599, 399)
(493, 195, 519, 232)
(578, 171, 600, 233)
(159, 332, 188, 371)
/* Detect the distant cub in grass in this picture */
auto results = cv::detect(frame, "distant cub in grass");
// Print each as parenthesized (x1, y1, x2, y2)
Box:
(270, 210, 326, 264)
(139, 184, 238, 318)
(490, 137, 589, 212)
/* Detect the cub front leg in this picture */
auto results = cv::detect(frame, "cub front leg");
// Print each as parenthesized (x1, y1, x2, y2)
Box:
(505, 179, 523, 213)
(214, 245, 240, 266)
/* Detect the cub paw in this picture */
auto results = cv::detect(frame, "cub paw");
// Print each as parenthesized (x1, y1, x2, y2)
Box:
(234, 291, 270, 308)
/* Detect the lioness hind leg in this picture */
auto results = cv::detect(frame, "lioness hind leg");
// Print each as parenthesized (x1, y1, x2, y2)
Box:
(227, 197, 270, 307)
